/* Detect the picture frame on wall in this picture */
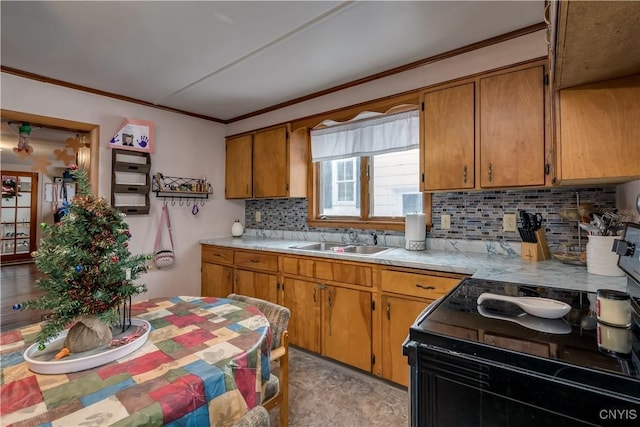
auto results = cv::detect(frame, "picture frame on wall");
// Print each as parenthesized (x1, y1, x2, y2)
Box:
(109, 119, 154, 153)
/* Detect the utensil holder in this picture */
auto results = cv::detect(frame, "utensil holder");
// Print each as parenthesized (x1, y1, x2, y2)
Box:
(521, 229, 551, 262)
(586, 235, 624, 276)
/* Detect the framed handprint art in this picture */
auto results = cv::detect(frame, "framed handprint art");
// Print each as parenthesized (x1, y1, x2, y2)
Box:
(109, 119, 154, 153)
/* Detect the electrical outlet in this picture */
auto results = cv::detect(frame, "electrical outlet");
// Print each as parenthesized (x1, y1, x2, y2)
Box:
(503, 213, 517, 232)
(255, 211, 261, 223)
(441, 214, 451, 230)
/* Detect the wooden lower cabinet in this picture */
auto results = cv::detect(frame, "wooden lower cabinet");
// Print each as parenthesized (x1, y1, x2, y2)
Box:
(323, 286, 372, 371)
(381, 295, 431, 387)
(199, 247, 466, 382)
(379, 267, 465, 385)
(281, 253, 374, 371)
(283, 278, 321, 353)
(201, 262, 234, 298)
(234, 269, 278, 304)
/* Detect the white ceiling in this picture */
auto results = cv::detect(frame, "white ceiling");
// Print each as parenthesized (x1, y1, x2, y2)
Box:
(1, 1, 544, 122)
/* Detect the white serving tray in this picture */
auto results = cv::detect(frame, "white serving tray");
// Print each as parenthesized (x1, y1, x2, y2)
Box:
(24, 318, 150, 374)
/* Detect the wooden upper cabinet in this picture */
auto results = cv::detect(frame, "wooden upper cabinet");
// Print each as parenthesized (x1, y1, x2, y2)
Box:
(253, 126, 289, 198)
(421, 83, 475, 191)
(225, 134, 253, 199)
(555, 74, 640, 184)
(479, 65, 546, 188)
(225, 124, 308, 199)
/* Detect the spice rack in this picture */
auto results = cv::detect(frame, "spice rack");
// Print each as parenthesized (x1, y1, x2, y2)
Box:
(152, 174, 212, 199)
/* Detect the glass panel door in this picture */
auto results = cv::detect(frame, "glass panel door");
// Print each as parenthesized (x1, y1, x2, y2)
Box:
(1, 172, 38, 263)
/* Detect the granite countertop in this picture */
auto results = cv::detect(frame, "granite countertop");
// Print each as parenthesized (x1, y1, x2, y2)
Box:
(199, 236, 628, 293)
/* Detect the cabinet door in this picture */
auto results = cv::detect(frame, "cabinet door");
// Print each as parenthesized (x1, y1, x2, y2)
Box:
(323, 286, 372, 371)
(557, 75, 640, 183)
(235, 269, 278, 304)
(225, 135, 253, 199)
(201, 262, 234, 298)
(283, 278, 321, 353)
(253, 126, 288, 198)
(422, 83, 475, 190)
(1, 172, 38, 263)
(480, 66, 545, 188)
(381, 295, 430, 386)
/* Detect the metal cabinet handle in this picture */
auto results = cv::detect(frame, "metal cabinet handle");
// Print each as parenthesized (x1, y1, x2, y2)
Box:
(249, 259, 259, 263)
(488, 162, 493, 182)
(386, 303, 391, 320)
(313, 287, 316, 303)
(463, 165, 468, 184)
(415, 284, 436, 290)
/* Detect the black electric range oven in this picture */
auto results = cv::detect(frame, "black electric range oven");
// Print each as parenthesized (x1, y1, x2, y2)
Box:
(404, 224, 640, 427)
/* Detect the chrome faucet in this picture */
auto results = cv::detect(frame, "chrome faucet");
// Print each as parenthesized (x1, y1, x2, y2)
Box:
(347, 228, 359, 244)
(370, 231, 378, 245)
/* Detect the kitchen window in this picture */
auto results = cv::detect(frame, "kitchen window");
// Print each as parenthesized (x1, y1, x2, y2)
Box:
(311, 109, 425, 230)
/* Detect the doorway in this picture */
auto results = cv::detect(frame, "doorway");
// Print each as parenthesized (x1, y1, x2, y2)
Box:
(1, 111, 101, 330)
(1, 171, 38, 263)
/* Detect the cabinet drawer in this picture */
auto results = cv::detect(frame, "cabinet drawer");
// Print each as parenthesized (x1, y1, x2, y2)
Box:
(281, 256, 315, 277)
(234, 250, 278, 272)
(381, 269, 460, 299)
(315, 261, 372, 287)
(201, 245, 234, 265)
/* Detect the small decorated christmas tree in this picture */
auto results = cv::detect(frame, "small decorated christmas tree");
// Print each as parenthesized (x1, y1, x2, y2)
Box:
(19, 166, 149, 352)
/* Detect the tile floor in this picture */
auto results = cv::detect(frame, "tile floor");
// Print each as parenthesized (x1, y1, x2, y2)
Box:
(271, 347, 409, 426)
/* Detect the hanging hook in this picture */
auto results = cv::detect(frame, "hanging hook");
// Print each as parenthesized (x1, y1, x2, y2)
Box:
(186, 199, 191, 206)
(179, 200, 184, 206)
(171, 197, 176, 207)
(201, 200, 205, 206)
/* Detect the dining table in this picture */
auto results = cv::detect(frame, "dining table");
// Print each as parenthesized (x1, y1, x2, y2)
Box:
(1, 296, 272, 426)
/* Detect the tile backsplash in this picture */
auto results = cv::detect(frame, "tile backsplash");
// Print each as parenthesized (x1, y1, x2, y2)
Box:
(244, 186, 616, 250)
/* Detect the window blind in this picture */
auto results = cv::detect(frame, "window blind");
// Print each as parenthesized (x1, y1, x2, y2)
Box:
(311, 110, 418, 162)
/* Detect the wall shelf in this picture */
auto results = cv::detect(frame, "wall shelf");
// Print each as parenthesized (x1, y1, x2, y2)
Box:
(111, 149, 151, 215)
(152, 174, 212, 199)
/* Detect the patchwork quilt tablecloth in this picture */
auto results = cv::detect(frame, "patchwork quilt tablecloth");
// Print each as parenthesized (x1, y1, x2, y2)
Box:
(1, 296, 272, 426)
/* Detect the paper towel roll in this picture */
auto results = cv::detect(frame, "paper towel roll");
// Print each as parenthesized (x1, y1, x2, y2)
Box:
(405, 213, 426, 250)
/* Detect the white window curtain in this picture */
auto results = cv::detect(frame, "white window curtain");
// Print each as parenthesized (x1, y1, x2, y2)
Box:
(311, 110, 419, 162)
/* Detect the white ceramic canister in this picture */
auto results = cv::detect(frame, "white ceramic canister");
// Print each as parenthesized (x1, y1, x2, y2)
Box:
(596, 289, 631, 327)
(231, 219, 244, 237)
(597, 322, 632, 356)
(586, 235, 625, 276)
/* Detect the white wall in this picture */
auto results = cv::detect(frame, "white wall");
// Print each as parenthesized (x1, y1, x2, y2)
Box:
(227, 30, 548, 135)
(1, 73, 244, 300)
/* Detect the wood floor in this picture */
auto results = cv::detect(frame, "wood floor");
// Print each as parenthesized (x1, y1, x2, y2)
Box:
(1, 262, 48, 332)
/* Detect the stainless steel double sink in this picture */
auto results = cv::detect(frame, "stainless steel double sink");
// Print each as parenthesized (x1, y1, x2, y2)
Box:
(290, 241, 392, 256)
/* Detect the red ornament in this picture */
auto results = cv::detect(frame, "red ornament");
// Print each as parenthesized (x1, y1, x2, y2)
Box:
(111, 255, 119, 262)
(71, 164, 78, 170)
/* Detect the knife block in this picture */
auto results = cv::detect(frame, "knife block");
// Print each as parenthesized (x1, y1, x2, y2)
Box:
(521, 229, 551, 262)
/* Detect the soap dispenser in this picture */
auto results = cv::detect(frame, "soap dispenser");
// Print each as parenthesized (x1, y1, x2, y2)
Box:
(231, 220, 244, 237)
